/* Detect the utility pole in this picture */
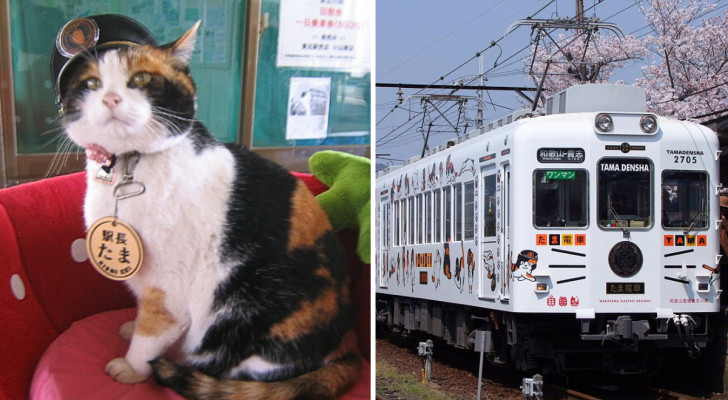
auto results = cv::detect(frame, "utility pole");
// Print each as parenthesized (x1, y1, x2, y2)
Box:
(575, 0, 584, 22)
(477, 53, 484, 129)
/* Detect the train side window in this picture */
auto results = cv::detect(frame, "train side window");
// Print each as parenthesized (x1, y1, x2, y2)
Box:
(464, 181, 475, 240)
(408, 197, 415, 245)
(425, 192, 432, 243)
(385, 203, 390, 247)
(454, 184, 463, 241)
(444, 186, 452, 241)
(534, 170, 588, 227)
(598, 158, 653, 229)
(380, 202, 387, 248)
(394, 201, 400, 247)
(416, 194, 423, 244)
(662, 171, 708, 229)
(401, 199, 407, 245)
(482, 172, 496, 238)
(434, 189, 442, 242)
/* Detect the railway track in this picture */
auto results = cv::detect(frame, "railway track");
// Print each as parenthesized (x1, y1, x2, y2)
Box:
(544, 384, 701, 400)
(377, 333, 720, 400)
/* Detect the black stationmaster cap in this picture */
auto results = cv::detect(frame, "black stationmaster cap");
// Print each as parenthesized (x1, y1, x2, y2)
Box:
(50, 14, 158, 103)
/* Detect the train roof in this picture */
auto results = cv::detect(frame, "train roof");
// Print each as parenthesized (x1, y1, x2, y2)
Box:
(377, 84, 652, 177)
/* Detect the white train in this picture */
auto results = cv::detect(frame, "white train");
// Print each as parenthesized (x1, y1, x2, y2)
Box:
(375, 84, 722, 375)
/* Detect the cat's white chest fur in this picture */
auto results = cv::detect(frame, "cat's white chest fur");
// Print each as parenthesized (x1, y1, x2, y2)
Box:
(84, 139, 235, 350)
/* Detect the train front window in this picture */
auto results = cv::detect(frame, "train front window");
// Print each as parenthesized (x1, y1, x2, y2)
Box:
(598, 158, 653, 229)
(662, 171, 708, 229)
(534, 170, 587, 227)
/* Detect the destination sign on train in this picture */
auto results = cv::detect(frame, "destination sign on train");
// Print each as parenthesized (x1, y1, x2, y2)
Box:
(545, 171, 576, 180)
(537, 148, 585, 163)
(599, 160, 650, 172)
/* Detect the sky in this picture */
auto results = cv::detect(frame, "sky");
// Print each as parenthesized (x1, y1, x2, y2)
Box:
(374, 0, 660, 167)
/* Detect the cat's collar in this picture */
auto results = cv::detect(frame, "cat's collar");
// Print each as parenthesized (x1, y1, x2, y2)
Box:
(86, 145, 139, 168)
(86, 144, 115, 166)
(87, 145, 140, 185)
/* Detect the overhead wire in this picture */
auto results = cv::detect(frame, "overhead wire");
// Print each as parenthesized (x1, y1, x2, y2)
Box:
(378, 99, 463, 147)
(377, 0, 556, 144)
(377, 0, 510, 81)
(377, 0, 728, 154)
(380, 0, 551, 88)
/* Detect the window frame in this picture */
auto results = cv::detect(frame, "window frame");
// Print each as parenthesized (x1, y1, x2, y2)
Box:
(444, 186, 452, 241)
(434, 189, 442, 242)
(454, 183, 463, 241)
(661, 169, 709, 230)
(464, 180, 475, 240)
(597, 157, 654, 230)
(482, 167, 497, 240)
(425, 191, 432, 243)
(533, 169, 589, 228)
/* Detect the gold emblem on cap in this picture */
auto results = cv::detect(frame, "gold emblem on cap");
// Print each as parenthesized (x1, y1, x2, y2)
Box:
(56, 17, 100, 58)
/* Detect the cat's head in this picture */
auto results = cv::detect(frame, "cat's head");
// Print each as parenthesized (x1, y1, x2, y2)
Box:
(51, 15, 199, 155)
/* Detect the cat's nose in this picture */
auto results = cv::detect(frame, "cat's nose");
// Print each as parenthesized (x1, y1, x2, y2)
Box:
(103, 92, 122, 109)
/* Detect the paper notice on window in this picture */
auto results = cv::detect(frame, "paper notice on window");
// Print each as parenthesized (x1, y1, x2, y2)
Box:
(277, 0, 371, 70)
(286, 77, 331, 140)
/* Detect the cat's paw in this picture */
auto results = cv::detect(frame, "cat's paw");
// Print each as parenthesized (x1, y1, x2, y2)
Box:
(105, 357, 149, 384)
(120, 321, 135, 342)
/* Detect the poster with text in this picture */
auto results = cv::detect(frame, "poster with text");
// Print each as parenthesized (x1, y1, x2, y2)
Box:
(285, 77, 331, 140)
(277, 0, 371, 70)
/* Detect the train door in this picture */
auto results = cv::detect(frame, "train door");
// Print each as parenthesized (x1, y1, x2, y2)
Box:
(479, 164, 498, 299)
(500, 163, 511, 300)
(378, 199, 389, 288)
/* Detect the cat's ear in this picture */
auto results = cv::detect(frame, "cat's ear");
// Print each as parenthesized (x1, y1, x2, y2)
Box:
(167, 20, 200, 65)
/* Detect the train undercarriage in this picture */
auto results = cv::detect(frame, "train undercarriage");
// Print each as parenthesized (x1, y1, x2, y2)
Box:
(376, 295, 721, 380)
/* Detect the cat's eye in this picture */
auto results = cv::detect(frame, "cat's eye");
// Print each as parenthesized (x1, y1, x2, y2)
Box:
(131, 72, 153, 88)
(86, 78, 102, 90)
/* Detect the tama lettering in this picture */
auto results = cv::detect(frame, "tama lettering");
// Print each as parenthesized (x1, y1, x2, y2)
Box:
(667, 149, 702, 164)
(93, 259, 133, 277)
(666, 150, 703, 155)
(600, 163, 650, 172)
(664, 234, 707, 246)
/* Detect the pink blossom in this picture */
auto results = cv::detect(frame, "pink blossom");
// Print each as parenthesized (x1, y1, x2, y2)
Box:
(525, 0, 728, 121)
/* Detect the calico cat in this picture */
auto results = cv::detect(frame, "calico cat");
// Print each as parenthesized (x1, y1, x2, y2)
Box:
(53, 15, 359, 400)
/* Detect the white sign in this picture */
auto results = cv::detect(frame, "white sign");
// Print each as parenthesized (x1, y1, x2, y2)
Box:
(277, 0, 371, 70)
(286, 77, 331, 140)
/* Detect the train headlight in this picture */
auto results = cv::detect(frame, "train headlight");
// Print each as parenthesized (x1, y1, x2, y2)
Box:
(595, 113, 613, 132)
(696, 275, 711, 293)
(640, 115, 658, 133)
(535, 282, 548, 293)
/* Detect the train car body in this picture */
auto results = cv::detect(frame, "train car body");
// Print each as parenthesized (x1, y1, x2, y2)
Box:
(375, 84, 722, 375)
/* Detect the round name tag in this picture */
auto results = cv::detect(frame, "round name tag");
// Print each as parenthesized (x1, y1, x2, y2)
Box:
(86, 217, 144, 281)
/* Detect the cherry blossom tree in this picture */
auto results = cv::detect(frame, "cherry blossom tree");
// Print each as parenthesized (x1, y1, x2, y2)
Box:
(526, 21, 646, 99)
(635, 0, 728, 120)
(525, 0, 728, 121)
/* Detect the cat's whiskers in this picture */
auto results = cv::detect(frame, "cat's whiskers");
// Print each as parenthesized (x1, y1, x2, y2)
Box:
(42, 112, 84, 177)
(152, 106, 196, 123)
(45, 135, 81, 178)
(143, 117, 171, 138)
(149, 113, 187, 138)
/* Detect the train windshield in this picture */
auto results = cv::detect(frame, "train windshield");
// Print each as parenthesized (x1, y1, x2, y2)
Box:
(534, 170, 587, 227)
(662, 171, 708, 230)
(598, 158, 653, 229)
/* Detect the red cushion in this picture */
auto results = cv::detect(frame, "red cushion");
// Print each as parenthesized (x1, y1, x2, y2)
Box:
(31, 308, 370, 399)
(2, 170, 369, 400)
(0, 173, 135, 332)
